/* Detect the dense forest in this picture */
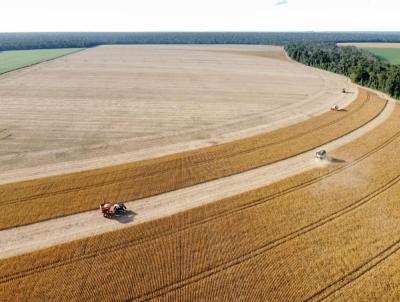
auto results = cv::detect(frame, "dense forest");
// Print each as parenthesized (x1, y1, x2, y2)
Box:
(1, 32, 400, 51)
(285, 43, 400, 99)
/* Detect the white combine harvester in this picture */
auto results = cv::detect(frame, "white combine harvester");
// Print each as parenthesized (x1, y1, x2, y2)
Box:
(315, 150, 327, 160)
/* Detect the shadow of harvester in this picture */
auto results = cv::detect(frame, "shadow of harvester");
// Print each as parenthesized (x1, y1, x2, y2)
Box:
(329, 157, 346, 163)
(109, 210, 137, 224)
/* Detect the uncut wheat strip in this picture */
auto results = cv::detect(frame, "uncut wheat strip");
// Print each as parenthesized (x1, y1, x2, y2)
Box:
(0, 99, 394, 264)
(0, 92, 369, 213)
(0, 98, 382, 230)
(0, 90, 367, 202)
(0, 92, 385, 229)
(0, 98, 395, 258)
(0, 118, 398, 302)
(0, 104, 398, 302)
(0, 100, 394, 268)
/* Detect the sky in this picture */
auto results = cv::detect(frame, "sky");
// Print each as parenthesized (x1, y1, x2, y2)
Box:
(1, 0, 399, 32)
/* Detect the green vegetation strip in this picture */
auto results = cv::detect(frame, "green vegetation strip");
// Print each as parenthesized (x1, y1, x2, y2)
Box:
(365, 48, 400, 65)
(0, 48, 83, 74)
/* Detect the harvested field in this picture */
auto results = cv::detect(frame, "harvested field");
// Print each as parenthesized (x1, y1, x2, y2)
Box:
(0, 45, 355, 182)
(337, 42, 400, 48)
(209, 49, 290, 61)
(0, 100, 399, 301)
(0, 89, 386, 229)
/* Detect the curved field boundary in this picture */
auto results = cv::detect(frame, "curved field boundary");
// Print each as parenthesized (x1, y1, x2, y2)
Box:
(0, 98, 393, 259)
(0, 90, 387, 229)
(3, 123, 398, 294)
(0, 45, 356, 185)
(0, 94, 367, 204)
(0, 103, 399, 301)
(1, 92, 369, 203)
(0, 98, 395, 267)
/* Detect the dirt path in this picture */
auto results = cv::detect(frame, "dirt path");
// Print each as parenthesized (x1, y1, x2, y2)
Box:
(0, 99, 394, 259)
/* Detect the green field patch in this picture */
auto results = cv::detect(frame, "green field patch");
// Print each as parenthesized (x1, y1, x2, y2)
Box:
(365, 47, 400, 65)
(0, 48, 83, 74)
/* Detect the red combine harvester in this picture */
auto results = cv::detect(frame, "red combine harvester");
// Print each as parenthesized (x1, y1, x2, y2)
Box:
(100, 202, 127, 218)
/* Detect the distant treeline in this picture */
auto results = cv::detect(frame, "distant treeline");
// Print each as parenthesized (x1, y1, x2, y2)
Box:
(1, 32, 400, 99)
(1, 32, 400, 51)
(285, 43, 400, 99)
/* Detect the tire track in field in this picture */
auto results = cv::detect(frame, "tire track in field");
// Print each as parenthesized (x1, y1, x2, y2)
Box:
(1, 119, 398, 285)
(131, 172, 400, 301)
(0, 94, 374, 208)
(305, 238, 400, 302)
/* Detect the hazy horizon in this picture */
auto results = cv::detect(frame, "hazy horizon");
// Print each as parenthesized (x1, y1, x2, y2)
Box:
(2, 0, 399, 32)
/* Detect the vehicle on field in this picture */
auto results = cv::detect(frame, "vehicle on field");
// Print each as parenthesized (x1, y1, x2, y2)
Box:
(100, 202, 127, 218)
(315, 150, 327, 160)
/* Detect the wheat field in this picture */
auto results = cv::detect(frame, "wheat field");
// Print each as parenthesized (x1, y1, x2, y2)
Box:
(0, 99, 398, 301)
(0, 89, 386, 229)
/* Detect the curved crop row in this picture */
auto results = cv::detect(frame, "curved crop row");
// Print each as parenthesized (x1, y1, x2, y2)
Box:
(0, 89, 387, 229)
(0, 100, 398, 301)
(322, 241, 400, 301)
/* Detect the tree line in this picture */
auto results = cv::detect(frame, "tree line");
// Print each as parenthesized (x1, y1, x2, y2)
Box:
(285, 43, 400, 99)
(1, 32, 399, 99)
(1, 32, 400, 51)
